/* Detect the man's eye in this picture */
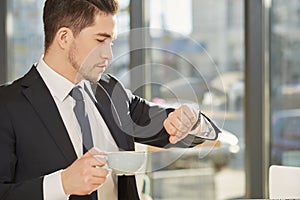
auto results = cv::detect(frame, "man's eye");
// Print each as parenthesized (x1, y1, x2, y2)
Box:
(96, 39, 105, 43)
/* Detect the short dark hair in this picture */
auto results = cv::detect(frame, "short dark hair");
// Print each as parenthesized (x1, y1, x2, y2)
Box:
(43, 0, 119, 51)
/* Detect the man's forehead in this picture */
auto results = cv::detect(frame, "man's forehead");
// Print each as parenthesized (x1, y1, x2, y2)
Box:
(93, 13, 117, 39)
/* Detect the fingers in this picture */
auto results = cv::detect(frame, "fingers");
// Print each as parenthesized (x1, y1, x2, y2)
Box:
(164, 105, 198, 134)
(61, 151, 109, 196)
(82, 166, 109, 185)
(181, 105, 198, 125)
(164, 105, 199, 144)
(81, 156, 107, 171)
(80, 166, 109, 186)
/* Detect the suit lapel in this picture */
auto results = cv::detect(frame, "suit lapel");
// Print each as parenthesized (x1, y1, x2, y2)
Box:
(21, 66, 77, 164)
(93, 84, 131, 150)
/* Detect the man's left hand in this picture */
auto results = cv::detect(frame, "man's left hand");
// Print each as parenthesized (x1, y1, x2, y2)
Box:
(163, 105, 198, 144)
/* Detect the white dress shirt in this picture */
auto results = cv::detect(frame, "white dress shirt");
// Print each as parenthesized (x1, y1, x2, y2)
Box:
(36, 56, 118, 200)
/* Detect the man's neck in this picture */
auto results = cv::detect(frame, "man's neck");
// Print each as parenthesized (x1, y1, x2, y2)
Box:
(43, 51, 80, 84)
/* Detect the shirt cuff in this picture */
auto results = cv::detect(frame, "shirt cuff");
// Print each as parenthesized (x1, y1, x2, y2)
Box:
(43, 170, 69, 200)
(189, 112, 218, 140)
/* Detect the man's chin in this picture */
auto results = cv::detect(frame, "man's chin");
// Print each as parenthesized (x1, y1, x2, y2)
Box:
(85, 73, 103, 83)
(96, 73, 103, 82)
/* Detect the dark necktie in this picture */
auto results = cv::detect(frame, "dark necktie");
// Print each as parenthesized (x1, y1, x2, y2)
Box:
(71, 86, 94, 153)
(70, 86, 97, 200)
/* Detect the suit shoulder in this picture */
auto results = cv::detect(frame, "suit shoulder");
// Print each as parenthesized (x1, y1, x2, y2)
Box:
(0, 79, 22, 96)
(0, 65, 36, 92)
(0, 69, 34, 102)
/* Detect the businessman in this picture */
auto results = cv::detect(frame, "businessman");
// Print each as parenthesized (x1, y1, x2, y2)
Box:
(0, 0, 220, 199)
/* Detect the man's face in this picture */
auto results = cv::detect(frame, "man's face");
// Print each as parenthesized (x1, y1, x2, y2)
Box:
(68, 13, 117, 82)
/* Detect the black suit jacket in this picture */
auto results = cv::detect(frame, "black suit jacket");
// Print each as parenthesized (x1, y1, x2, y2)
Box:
(0, 66, 208, 200)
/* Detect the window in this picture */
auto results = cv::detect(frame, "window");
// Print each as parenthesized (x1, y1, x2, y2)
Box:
(6, 0, 44, 81)
(144, 0, 245, 199)
(106, 0, 130, 86)
(270, 0, 300, 168)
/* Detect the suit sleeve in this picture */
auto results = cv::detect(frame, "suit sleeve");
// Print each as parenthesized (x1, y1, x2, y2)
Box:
(128, 91, 209, 148)
(127, 90, 174, 147)
(103, 74, 218, 148)
(0, 96, 44, 200)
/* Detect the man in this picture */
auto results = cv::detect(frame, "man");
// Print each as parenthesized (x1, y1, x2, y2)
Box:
(0, 0, 220, 199)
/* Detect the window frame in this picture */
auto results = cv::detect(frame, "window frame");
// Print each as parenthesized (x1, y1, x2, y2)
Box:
(0, 0, 7, 84)
(245, 0, 271, 198)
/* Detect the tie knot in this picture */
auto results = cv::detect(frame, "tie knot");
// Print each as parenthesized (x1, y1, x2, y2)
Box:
(70, 86, 84, 101)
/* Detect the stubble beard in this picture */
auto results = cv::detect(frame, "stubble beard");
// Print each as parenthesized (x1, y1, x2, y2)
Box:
(68, 42, 83, 83)
(68, 42, 101, 83)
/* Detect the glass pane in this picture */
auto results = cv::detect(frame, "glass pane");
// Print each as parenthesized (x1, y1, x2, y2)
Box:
(6, 0, 45, 82)
(106, 0, 130, 87)
(145, 0, 245, 199)
(270, 0, 300, 167)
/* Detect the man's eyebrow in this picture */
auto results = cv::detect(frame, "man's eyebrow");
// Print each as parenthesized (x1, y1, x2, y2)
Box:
(96, 32, 112, 38)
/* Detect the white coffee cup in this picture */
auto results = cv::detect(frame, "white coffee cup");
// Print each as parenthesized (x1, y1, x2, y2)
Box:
(106, 151, 147, 175)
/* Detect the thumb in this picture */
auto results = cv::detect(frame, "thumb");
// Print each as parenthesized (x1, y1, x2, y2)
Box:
(81, 147, 101, 158)
(88, 147, 107, 157)
(81, 148, 107, 166)
(81, 150, 94, 158)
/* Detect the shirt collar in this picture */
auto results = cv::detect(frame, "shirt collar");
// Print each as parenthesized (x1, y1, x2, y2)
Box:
(36, 56, 75, 102)
(36, 56, 98, 103)
(80, 80, 98, 103)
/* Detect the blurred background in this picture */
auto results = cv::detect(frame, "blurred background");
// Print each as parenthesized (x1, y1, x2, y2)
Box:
(1, 0, 300, 199)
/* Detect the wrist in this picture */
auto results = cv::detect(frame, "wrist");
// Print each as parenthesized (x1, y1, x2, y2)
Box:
(61, 169, 70, 195)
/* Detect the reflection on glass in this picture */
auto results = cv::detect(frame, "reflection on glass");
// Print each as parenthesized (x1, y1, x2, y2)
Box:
(106, 0, 130, 87)
(270, 0, 300, 167)
(7, 0, 44, 82)
(146, 0, 245, 199)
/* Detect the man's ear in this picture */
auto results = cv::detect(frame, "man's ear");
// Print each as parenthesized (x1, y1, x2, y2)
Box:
(55, 27, 74, 49)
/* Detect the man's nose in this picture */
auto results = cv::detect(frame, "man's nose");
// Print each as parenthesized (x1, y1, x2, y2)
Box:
(101, 45, 113, 60)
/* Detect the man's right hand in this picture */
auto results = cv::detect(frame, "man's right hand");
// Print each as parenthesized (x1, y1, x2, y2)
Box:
(61, 149, 108, 195)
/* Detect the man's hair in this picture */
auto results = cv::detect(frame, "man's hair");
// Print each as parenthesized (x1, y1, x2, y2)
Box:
(43, 0, 119, 51)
